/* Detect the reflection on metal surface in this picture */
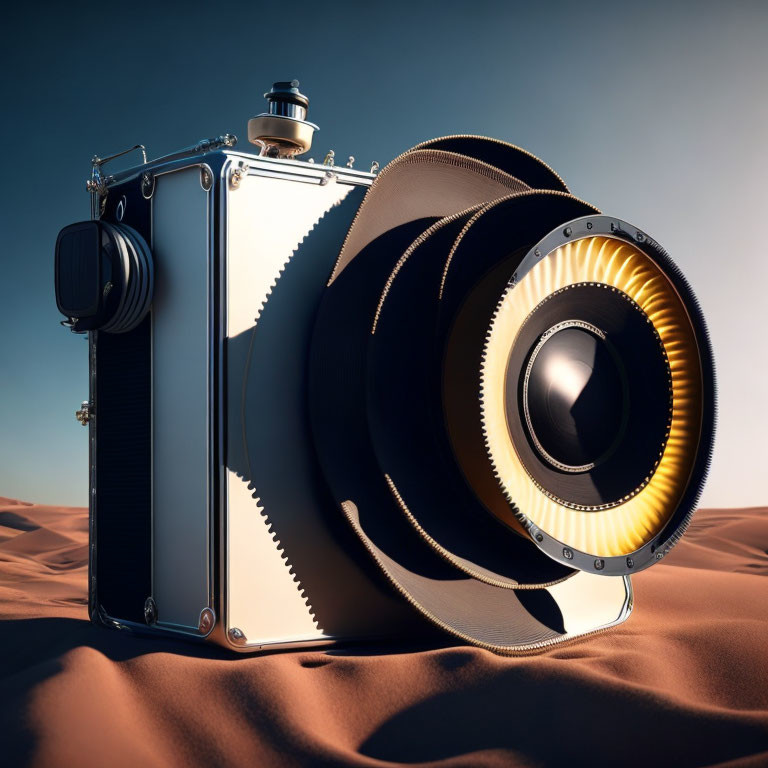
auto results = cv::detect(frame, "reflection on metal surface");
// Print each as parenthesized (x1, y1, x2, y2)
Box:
(522, 319, 610, 473)
(226, 473, 320, 643)
(152, 167, 211, 633)
(548, 571, 632, 637)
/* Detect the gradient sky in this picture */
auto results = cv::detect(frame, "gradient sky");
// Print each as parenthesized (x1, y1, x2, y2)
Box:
(1, 0, 766, 507)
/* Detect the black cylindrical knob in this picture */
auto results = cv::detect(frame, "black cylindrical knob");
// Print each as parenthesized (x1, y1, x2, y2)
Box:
(264, 80, 309, 121)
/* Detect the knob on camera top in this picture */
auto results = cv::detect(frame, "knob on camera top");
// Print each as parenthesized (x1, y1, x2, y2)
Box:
(248, 79, 318, 157)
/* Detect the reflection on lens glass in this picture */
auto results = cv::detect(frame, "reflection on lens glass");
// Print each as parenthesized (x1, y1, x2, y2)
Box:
(523, 322, 628, 473)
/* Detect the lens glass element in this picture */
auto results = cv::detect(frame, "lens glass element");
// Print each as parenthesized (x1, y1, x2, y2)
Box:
(523, 321, 628, 472)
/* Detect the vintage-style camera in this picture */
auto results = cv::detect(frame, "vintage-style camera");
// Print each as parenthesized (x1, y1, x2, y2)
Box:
(54, 81, 715, 653)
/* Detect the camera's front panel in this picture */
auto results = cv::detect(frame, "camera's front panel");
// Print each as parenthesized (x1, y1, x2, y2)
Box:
(224, 160, 426, 650)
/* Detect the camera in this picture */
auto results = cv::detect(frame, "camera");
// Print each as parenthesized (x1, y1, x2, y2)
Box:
(55, 81, 715, 653)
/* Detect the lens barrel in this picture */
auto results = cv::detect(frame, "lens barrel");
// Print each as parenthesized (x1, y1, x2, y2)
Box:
(311, 145, 715, 597)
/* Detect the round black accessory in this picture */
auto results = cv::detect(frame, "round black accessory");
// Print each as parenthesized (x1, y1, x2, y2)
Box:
(55, 220, 153, 333)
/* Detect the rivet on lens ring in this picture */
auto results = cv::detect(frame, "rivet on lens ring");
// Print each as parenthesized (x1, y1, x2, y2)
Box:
(594, 559, 605, 571)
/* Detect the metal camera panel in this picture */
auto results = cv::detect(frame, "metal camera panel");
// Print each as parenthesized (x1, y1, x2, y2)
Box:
(222, 156, 424, 650)
(88, 157, 220, 637)
(152, 165, 213, 633)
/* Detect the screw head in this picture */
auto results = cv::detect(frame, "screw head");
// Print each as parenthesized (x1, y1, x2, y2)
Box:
(594, 558, 605, 571)
(636, 231, 646, 242)
(141, 173, 154, 199)
(626, 557, 634, 568)
(198, 607, 215, 634)
(535, 533, 544, 542)
(229, 165, 248, 190)
(563, 548, 573, 560)
(586, 221, 593, 230)
(144, 597, 157, 625)
(564, 226, 572, 237)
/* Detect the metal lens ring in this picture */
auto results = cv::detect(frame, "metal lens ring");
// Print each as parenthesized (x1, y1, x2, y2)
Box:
(481, 215, 715, 576)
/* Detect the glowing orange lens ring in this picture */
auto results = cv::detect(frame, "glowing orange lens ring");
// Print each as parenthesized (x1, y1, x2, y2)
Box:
(481, 235, 703, 557)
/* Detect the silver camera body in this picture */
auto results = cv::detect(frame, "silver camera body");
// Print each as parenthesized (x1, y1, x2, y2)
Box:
(80, 145, 442, 651)
(74, 141, 637, 653)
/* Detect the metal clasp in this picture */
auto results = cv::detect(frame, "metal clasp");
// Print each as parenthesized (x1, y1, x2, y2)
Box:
(229, 161, 250, 190)
(75, 401, 91, 426)
(87, 145, 148, 219)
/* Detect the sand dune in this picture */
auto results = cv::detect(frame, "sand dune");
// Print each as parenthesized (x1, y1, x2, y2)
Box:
(1, 497, 767, 767)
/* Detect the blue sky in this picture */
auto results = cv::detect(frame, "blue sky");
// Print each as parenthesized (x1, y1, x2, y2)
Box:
(1, 0, 766, 507)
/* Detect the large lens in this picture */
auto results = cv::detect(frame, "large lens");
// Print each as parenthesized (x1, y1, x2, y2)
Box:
(481, 217, 715, 574)
(309, 138, 713, 653)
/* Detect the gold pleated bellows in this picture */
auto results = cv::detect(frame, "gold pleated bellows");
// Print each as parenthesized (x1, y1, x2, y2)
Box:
(482, 234, 706, 559)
